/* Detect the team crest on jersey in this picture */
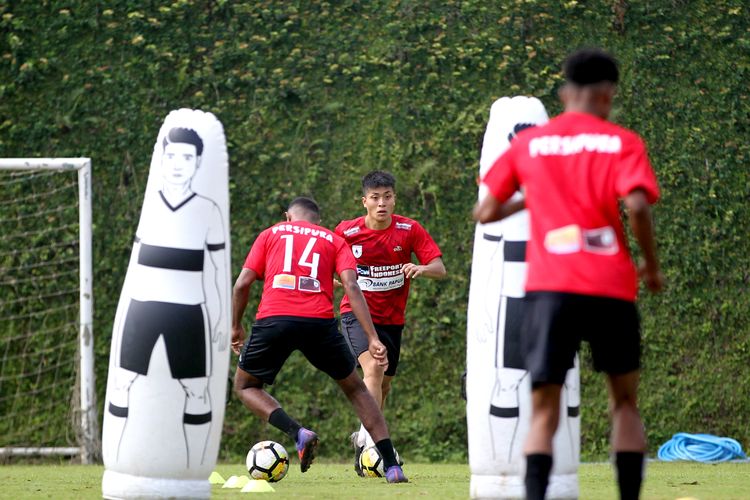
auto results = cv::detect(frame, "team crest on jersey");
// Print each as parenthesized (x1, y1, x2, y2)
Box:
(352, 245, 362, 258)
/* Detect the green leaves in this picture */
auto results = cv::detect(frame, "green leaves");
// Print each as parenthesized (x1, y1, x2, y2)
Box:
(0, 0, 748, 462)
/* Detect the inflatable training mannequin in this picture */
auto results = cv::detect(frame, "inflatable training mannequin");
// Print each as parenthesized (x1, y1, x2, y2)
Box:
(466, 97, 580, 499)
(102, 109, 231, 499)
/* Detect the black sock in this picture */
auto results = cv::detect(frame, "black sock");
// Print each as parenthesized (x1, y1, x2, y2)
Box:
(268, 408, 302, 442)
(615, 452, 644, 500)
(525, 453, 553, 500)
(375, 439, 398, 469)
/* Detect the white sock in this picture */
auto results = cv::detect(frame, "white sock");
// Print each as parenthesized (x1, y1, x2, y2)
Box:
(363, 428, 375, 448)
(357, 424, 367, 447)
(358, 424, 376, 448)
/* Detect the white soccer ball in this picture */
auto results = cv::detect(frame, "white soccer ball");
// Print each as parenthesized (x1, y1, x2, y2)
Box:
(246, 440, 289, 482)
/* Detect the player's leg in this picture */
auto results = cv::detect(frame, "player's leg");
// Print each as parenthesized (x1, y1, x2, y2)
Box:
(520, 292, 580, 500)
(524, 383, 562, 500)
(370, 324, 403, 412)
(359, 350, 386, 406)
(336, 369, 407, 482)
(606, 370, 646, 500)
(235, 317, 319, 472)
(233, 368, 296, 433)
(588, 297, 644, 500)
(340, 312, 379, 470)
(303, 318, 407, 483)
(350, 319, 402, 449)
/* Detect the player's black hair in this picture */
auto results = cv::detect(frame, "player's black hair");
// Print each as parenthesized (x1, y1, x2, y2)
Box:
(361, 170, 396, 195)
(563, 48, 619, 86)
(288, 196, 320, 216)
(163, 127, 204, 156)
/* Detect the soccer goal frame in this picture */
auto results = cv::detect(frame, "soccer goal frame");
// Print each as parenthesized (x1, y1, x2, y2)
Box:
(0, 158, 97, 464)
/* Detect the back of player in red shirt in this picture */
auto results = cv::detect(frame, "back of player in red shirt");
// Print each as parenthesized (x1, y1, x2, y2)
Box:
(230, 198, 407, 481)
(244, 220, 356, 319)
(481, 111, 659, 301)
(336, 214, 442, 325)
(474, 48, 663, 500)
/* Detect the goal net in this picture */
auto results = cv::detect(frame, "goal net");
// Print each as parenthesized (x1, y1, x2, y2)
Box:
(0, 158, 97, 463)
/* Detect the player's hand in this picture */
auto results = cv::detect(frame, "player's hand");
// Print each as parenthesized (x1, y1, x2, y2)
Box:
(401, 263, 424, 279)
(638, 259, 664, 292)
(231, 325, 246, 355)
(333, 278, 343, 289)
(368, 339, 389, 369)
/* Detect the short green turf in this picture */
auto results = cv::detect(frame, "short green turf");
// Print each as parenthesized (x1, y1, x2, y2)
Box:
(1, 461, 748, 499)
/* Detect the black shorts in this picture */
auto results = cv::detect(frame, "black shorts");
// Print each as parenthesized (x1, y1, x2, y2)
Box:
(522, 292, 641, 386)
(238, 316, 355, 385)
(120, 300, 208, 379)
(340, 312, 403, 377)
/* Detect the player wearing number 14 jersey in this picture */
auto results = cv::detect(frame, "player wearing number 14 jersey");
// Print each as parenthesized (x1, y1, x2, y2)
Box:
(336, 171, 446, 475)
(231, 197, 407, 482)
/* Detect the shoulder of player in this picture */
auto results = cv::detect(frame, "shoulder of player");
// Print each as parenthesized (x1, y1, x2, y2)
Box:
(541, 114, 647, 153)
(392, 214, 428, 233)
(335, 216, 365, 237)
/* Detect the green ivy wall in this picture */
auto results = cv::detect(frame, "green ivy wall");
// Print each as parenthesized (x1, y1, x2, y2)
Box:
(1, 1, 748, 462)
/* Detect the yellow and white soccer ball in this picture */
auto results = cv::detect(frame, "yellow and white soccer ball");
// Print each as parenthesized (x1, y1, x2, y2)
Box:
(359, 444, 403, 478)
(359, 445, 385, 478)
(246, 440, 289, 482)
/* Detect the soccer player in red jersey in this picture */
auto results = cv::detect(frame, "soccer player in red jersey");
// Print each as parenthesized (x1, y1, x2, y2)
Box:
(231, 197, 407, 483)
(336, 171, 447, 475)
(474, 49, 663, 500)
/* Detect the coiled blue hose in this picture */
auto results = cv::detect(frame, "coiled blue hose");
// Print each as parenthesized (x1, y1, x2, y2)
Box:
(657, 433, 746, 462)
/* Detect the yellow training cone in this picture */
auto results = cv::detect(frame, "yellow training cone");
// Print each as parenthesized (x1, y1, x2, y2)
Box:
(222, 475, 250, 489)
(208, 471, 225, 485)
(241, 480, 276, 493)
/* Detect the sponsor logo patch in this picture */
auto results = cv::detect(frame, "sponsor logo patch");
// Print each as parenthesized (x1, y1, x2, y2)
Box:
(272, 274, 296, 290)
(356, 264, 370, 277)
(358, 274, 405, 292)
(582, 226, 619, 255)
(298, 276, 321, 292)
(544, 225, 581, 254)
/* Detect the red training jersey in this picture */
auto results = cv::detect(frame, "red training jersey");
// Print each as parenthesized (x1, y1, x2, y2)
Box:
(482, 111, 659, 302)
(243, 220, 357, 319)
(336, 214, 442, 325)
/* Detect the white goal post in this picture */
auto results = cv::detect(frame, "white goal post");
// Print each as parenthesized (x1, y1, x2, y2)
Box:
(0, 158, 97, 463)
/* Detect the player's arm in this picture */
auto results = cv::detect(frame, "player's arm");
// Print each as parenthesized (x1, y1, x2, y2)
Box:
(472, 194, 524, 224)
(624, 188, 663, 292)
(402, 256, 447, 280)
(231, 268, 258, 355)
(339, 269, 388, 368)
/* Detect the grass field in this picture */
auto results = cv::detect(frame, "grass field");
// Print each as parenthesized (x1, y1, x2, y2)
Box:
(1, 461, 748, 499)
